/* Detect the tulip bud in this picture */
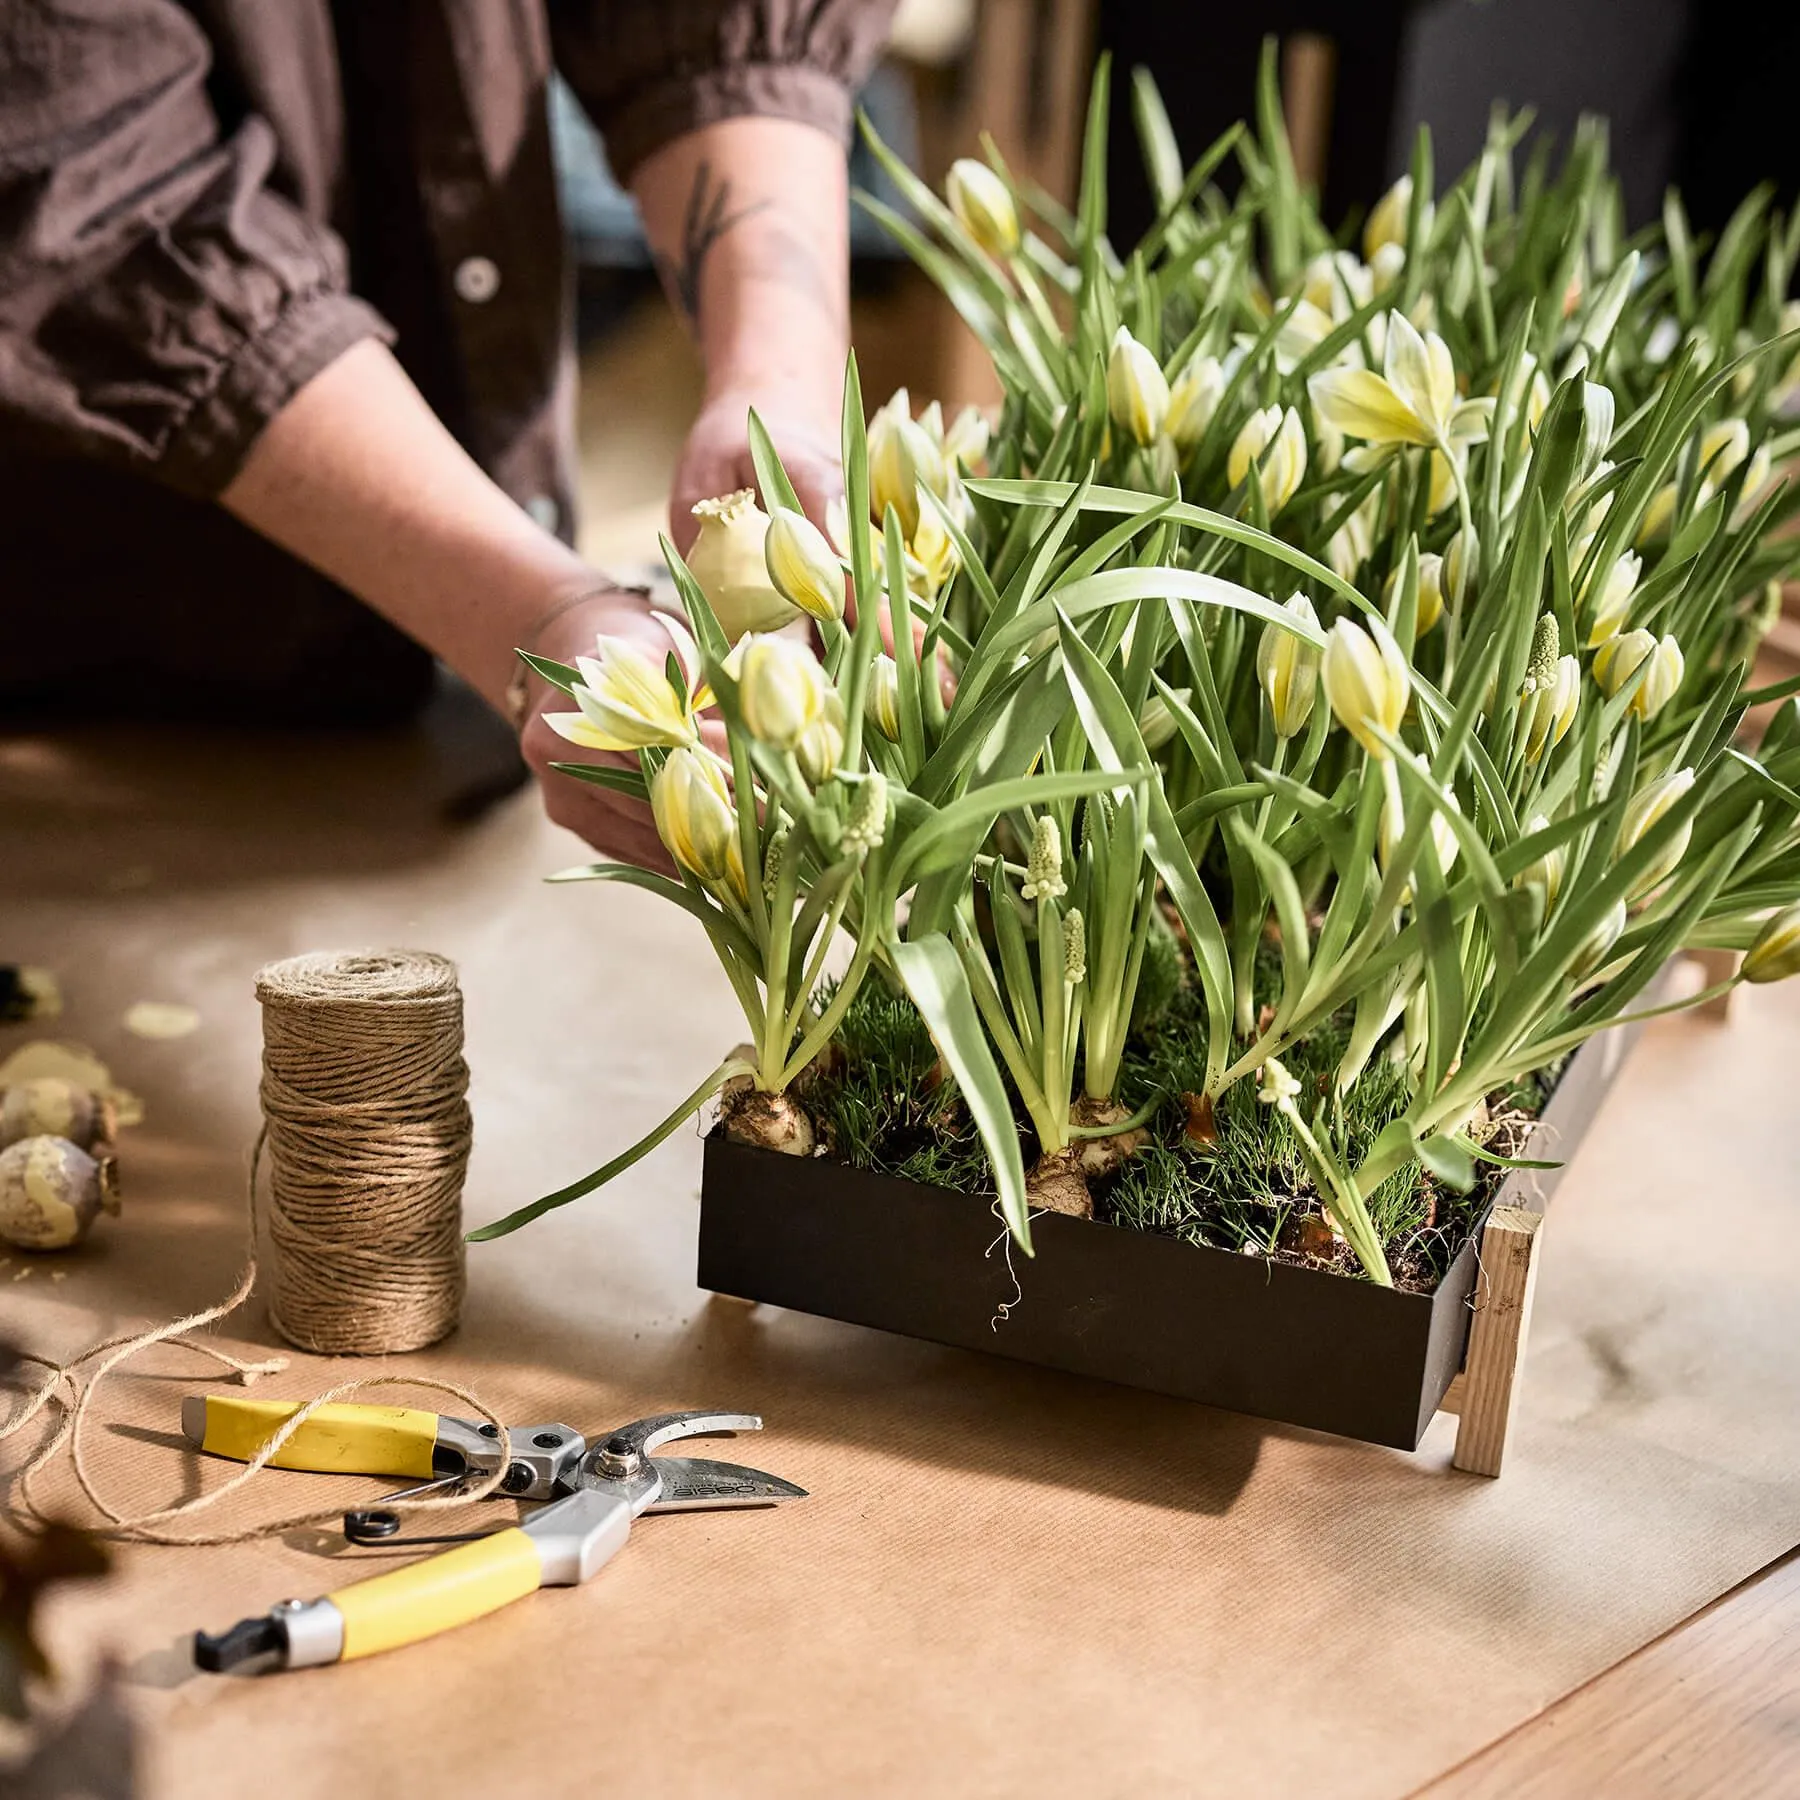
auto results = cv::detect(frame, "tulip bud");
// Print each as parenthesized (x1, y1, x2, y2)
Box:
(1586, 550, 1640, 646)
(1364, 175, 1429, 262)
(1106, 326, 1170, 448)
(1228, 405, 1308, 516)
(943, 406, 991, 472)
(1699, 418, 1750, 484)
(946, 158, 1020, 259)
(1368, 241, 1406, 292)
(1618, 768, 1695, 901)
(1326, 492, 1375, 581)
(1383, 554, 1446, 636)
(1515, 620, 1569, 761)
(1731, 444, 1775, 526)
(732, 633, 833, 750)
(1596, 630, 1683, 720)
(794, 689, 846, 786)
(1137, 687, 1189, 753)
(1256, 594, 1323, 738)
(1571, 897, 1628, 980)
(1637, 481, 1678, 544)
(1300, 250, 1374, 319)
(652, 747, 742, 894)
(1524, 656, 1580, 762)
(1574, 380, 1616, 485)
(1164, 355, 1225, 453)
(1634, 634, 1684, 720)
(868, 392, 948, 539)
(1379, 790, 1460, 899)
(687, 490, 797, 640)
(908, 489, 959, 592)
(1593, 627, 1654, 698)
(866, 654, 902, 742)
(1021, 815, 1067, 902)
(842, 772, 889, 855)
(1744, 902, 1800, 983)
(764, 507, 845, 624)
(1323, 614, 1411, 758)
(1514, 815, 1567, 910)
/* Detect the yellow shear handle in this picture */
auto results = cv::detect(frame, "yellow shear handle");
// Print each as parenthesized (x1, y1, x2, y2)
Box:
(329, 1528, 543, 1660)
(193, 1396, 440, 1478)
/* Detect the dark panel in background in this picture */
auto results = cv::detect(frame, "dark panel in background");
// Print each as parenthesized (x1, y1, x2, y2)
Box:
(1096, 0, 1799, 245)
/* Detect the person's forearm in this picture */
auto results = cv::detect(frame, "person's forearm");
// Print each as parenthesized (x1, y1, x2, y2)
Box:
(220, 339, 598, 712)
(633, 117, 850, 428)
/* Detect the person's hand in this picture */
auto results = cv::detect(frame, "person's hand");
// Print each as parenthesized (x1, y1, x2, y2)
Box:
(516, 586, 723, 873)
(671, 385, 842, 549)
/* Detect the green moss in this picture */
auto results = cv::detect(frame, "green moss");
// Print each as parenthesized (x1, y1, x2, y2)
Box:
(800, 955, 1538, 1292)
(803, 977, 994, 1194)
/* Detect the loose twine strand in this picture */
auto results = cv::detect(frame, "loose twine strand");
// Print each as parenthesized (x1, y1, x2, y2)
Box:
(0, 950, 504, 1546)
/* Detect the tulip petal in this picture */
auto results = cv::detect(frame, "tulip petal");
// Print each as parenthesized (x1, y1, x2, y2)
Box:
(546, 711, 632, 751)
(1448, 396, 1495, 446)
(1307, 368, 1432, 446)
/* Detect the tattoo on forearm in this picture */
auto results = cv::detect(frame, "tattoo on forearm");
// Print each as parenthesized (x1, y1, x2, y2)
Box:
(655, 160, 770, 324)
(653, 160, 847, 340)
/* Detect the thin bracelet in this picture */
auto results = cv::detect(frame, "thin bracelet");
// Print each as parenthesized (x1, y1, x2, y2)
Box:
(504, 582, 650, 730)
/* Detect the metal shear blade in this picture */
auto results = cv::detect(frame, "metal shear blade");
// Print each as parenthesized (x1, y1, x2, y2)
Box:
(646, 1456, 807, 1511)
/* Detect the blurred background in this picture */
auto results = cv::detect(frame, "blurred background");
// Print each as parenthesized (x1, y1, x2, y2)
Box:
(565, 0, 1800, 589)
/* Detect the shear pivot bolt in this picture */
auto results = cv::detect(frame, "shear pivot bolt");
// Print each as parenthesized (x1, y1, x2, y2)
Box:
(596, 1435, 641, 1479)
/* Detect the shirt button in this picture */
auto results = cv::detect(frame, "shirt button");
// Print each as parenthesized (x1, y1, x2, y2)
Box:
(453, 256, 501, 304)
(526, 493, 560, 533)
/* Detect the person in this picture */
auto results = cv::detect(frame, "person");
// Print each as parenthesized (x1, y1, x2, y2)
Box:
(0, 1, 893, 869)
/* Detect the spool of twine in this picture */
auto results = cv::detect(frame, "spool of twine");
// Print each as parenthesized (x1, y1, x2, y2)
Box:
(255, 949, 470, 1353)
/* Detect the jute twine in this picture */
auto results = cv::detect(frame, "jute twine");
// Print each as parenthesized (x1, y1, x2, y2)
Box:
(257, 949, 470, 1354)
(0, 950, 502, 1547)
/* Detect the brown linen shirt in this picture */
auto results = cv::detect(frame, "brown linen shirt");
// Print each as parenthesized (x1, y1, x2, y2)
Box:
(0, 0, 890, 718)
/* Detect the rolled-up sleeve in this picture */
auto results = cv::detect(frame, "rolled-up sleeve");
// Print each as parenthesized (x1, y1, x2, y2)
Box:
(0, 0, 390, 497)
(550, 0, 897, 185)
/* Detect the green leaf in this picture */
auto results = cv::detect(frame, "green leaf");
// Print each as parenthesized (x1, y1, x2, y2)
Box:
(1414, 1134, 1477, 1192)
(545, 760, 650, 802)
(468, 1058, 748, 1240)
(890, 934, 1033, 1250)
(544, 861, 761, 967)
(1054, 606, 1234, 1092)
(747, 408, 804, 515)
(966, 479, 1370, 611)
(517, 650, 581, 695)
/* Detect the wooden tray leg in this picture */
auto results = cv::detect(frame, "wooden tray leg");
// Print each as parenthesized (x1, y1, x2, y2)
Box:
(1440, 1205, 1545, 1478)
(1688, 947, 1741, 1021)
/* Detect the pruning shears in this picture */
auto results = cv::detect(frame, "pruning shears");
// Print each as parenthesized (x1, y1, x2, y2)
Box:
(184, 1395, 804, 1674)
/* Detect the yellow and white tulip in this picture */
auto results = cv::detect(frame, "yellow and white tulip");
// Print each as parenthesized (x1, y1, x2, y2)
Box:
(945, 158, 1020, 259)
(1323, 614, 1411, 757)
(1595, 629, 1683, 720)
(731, 633, 835, 751)
(651, 747, 744, 898)
(1106, 326, 1170, 448)
(763, 507, 845, 625)
(1228, 404, 1307, 515)
(1256, 594, 1323, 738)
(1164, 355, 1225, 453)
(1619, 768, 1696, 901)
(548, 612, 709, 752)
(1744, 902, 1800, 983)
(1585, 550, 1640, 646)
